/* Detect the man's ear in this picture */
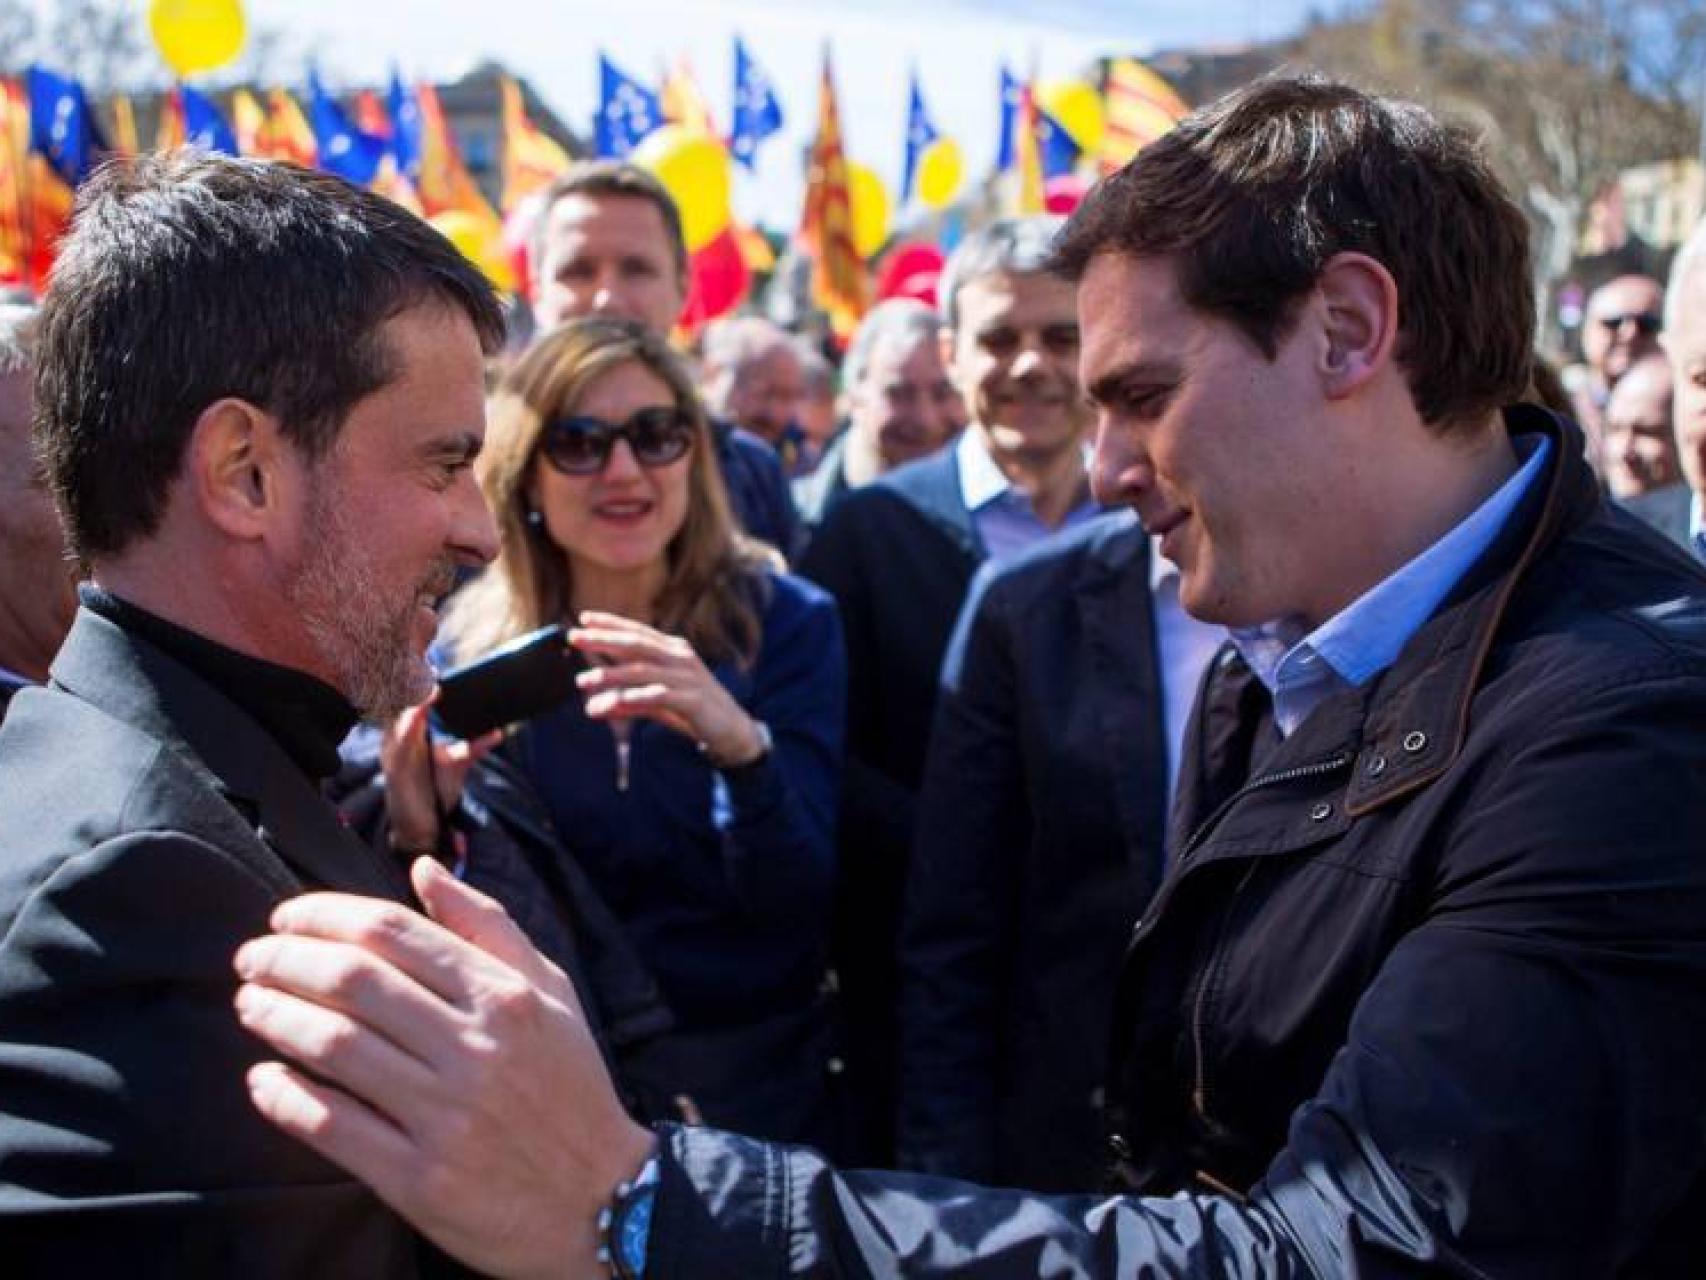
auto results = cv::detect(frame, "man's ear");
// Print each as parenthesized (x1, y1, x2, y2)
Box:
(185, 398, 293, 540)
(1315, 252, 1399, 402)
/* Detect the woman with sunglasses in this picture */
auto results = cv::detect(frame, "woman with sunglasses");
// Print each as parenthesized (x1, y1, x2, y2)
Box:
(382, 317, 848, 1148)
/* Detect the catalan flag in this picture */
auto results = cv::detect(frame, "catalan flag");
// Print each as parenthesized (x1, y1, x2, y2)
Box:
(230, 89, 267, 156)
(798, 50, 866, 341)
(155, 87, 187, 151)
(109, 94, 138, 155)
(1100, 57, 1189, 174)
(1012, 80, 1044, 215)
(0, 78, 31, 284)
(500, 76, 571, 213)
(259, 88, 318, 167)
(414, 81, 499, 225)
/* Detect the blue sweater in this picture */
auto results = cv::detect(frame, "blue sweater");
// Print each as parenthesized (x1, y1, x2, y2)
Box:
(512, 571, 844, 1029)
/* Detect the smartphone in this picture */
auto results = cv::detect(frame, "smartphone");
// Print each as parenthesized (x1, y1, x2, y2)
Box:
(432, 624, 579, 740)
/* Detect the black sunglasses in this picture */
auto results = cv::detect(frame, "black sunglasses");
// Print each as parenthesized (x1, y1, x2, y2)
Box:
(539, 406, 696, 475)
(1597, 311, 1661, 336)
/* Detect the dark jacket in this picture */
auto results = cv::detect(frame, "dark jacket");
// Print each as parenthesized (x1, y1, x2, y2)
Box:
(0, 609, 465, 1276)
(791, 429, 854, 536)
(644, 408, 1706, 1276)
(898, 512, 1172, 1192)
(795, 445, 983, 1159)
(715, 418, 802, 560)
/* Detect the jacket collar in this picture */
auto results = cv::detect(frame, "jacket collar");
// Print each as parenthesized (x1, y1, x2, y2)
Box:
(50, 607, 412, 900)
(878, 443, 984, 559)
(1340, 407, 1598, 814)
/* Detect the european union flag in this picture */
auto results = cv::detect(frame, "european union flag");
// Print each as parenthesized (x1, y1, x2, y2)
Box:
(901, 72, 939, 202)
(1035, 107, 1081, 180)
(180, 84, 237, 155)
(388, 69, 423, 181)
(307, 68, 386, 185)
(996, 66, 1023, 173)
(26, 65, 106, 186)
(596, 54, 663, 159)
(729, 37, 783, 171)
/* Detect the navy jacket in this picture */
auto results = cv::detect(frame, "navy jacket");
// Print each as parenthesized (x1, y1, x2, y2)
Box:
(715, 419, 802, 560)
(512, 571, 844, 1033)
(898, 512, 1173, 1192)
(644, 409, 1706, 1276)
(795, 446, 983, 1158)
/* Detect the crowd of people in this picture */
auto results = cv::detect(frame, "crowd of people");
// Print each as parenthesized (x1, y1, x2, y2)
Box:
(0, 69, 1704, 1278)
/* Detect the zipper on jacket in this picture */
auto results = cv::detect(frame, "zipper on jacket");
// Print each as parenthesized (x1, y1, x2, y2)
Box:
(1179, 750, 1352, 1129)
(1178, 751, 1353, 863)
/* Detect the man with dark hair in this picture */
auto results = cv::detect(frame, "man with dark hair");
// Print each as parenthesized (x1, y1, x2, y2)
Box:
(236, 77, 1706, 1275)
(0, 304, 76, 721)
(797, 214, 1101, 1161)
(0, 150, 503, 1274)
(529, 160, 799, 556)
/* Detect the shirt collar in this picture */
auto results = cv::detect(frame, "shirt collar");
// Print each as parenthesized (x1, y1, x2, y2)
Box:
(1234, 432, 1551, 701)
(955, 427, 1012, 513)
(1149, 537, 1180, 592)
(1691, 491, 1704, 543)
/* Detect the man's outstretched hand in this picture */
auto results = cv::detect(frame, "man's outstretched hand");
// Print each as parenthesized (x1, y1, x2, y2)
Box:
(234, 857, 656, 1280)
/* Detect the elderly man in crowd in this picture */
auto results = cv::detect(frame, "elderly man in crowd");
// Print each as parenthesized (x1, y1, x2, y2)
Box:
(0, 304, 77, 721)
(700, 314, 811, 475)
(529, 162, 798, 556)
(235, 76, 1706, 1278)
(792, 297, 964, 530)
(1624, 218, 1706, 557)
(1604, 351, 1680, 499)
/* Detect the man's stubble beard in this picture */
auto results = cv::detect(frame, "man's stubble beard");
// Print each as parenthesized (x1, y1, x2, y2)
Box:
(289, 479, 452, 724)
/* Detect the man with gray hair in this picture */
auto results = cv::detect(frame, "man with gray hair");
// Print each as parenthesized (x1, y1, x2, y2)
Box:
(0, 304, 77, 720)
(796, 216, 1101, 1161)
(700, 314, 810, 473)
(1625, 218, 1706, 557)
(792, 298, 964, 529)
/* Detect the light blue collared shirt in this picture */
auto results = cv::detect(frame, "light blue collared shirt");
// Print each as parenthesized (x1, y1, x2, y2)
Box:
(1232, 434, 1552, 737)
(1691, 491, 1705, 564)
(956, 428, 1101, 564)
(1148, 543, 1228, 802)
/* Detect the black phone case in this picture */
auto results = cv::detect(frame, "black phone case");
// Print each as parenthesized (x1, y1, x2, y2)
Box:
(432, 624, 579, 740)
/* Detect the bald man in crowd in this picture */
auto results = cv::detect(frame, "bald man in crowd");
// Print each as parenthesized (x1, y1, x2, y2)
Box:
(1603, 352, 1680, 501)
(0, 304, 77, 720)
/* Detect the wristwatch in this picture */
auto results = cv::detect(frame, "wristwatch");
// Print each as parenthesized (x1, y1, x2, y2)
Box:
(598, 1154, 660, 1279)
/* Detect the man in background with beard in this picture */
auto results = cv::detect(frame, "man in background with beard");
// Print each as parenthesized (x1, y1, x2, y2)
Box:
(0, 150, 503, 1275)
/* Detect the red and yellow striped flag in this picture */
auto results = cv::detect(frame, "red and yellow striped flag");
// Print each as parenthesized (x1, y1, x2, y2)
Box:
(1099, 58, 1189, 174)
(798, 51, 867, 341)
(1012, 80, 1045, 214)
(155, 87, 187, 151)
(415, 82, 499, 225)
(109, 94, 139, 155)
(500, 76, 571, 214)
(258, 88, 318, 167)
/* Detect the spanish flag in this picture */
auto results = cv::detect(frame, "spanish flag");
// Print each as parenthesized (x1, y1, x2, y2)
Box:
(1099, 58, 1188, 174)
(798, 49, 866, 342)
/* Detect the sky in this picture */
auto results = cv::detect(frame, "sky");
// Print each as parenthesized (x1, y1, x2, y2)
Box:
(242, 0, 1320, 232)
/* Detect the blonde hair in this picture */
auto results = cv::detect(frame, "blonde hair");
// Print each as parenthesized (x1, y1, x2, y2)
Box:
(443, 316, 779, 666)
